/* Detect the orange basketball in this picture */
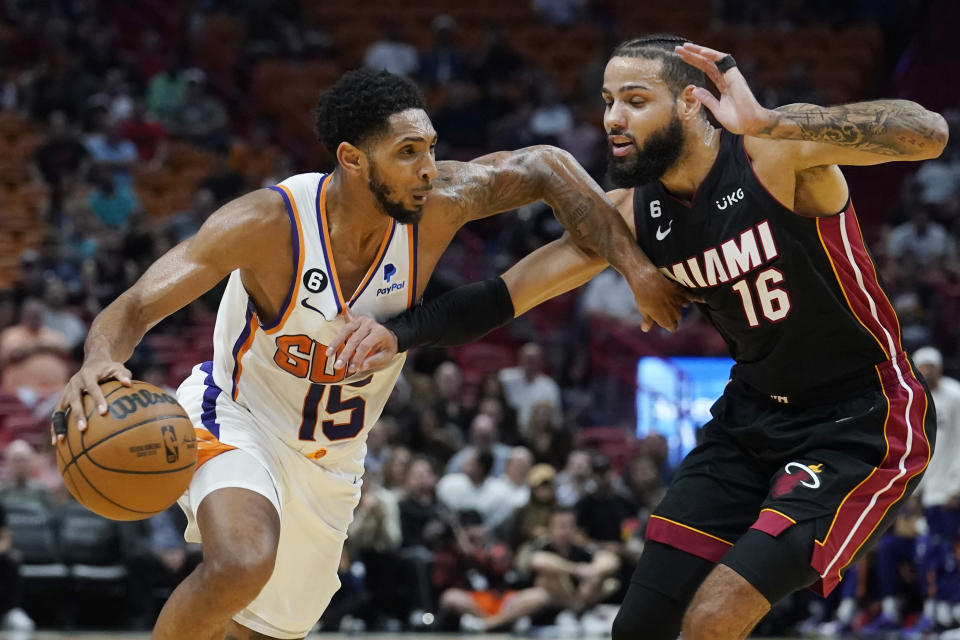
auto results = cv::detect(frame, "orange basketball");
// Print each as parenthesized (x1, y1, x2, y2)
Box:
(56, 380, 197, 521)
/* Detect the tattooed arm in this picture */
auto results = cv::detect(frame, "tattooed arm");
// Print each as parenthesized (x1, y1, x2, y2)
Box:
(424, 146, 690, 331)
(755, 100, 948, 167)
(436, 145, 653, 289)
(675, 43, 948, 167)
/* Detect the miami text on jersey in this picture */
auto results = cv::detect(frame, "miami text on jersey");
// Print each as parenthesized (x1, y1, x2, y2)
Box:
(661, 220, 779, 289)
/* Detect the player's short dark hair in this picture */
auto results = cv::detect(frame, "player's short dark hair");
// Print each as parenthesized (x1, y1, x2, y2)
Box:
(314, 68, 427, 153)
(611, 33, 706, 96)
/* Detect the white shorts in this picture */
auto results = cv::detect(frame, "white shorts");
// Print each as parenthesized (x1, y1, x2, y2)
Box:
(177, 366, 362, 639)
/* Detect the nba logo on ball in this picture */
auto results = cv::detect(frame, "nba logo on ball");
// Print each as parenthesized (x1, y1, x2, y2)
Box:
(161, 424, 180, 463)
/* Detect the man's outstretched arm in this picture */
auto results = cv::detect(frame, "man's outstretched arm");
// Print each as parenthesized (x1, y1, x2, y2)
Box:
(327, 232, 653, 375)
(433, 147, 681, 331)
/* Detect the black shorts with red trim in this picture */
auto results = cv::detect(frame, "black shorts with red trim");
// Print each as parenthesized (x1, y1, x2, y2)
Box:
(646, 352, 935, 598)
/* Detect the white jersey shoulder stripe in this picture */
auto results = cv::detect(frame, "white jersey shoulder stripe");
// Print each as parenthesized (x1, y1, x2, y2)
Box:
(262, 183, 306, 333)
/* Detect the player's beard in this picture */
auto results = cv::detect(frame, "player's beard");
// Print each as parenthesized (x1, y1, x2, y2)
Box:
(368, 164, 423, 224)
(607, 111, 685, 188)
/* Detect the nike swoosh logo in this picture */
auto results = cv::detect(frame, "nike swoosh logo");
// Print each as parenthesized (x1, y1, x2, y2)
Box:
(301, 297, 324, 315)
(656, 222, 673, 241)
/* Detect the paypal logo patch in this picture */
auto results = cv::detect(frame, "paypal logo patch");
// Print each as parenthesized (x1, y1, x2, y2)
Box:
(376, 281, 406, 296)
(384, 263, 396, 283)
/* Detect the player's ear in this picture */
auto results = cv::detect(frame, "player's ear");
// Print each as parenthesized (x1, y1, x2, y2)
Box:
(337, 141, 366, 176)
(678, 84, 706, 121)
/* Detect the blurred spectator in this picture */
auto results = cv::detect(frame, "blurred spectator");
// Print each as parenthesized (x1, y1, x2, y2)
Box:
(434, 510, 521, 632)
(887, 206, 956, 266)
(532, 0, 586, 25)
(913, 108, 960, 209)
(437, 451, 513, 529)
(502, 447, 534, 510)
(774, 62, 824, 106)
(126, 507, 199, 629)
(0, 62, 26, 111)
(399, 457, 447, 549)
(167, 75, 229, 149)
(381, 446, 412, 496)
(83, 114, 139, 182)
(910, 346, 960, 631)
(499, 343, 562, 435)
(622, 453, 664, 521)
(575, 454, 635, 544)
(527, 508, 620, 616)
(229, 125, 280, 189)
(559, 349, 597, 427)
(347, 476, 404, 627)
(41, 276, 85, 349)
(472, 26, 525, 87)
(475, 372, 519, 443)
(529, 82, 573, 146)
(503, 463, 557, 549)
(446, 413, 511, 477)
(639, 432, 674, 484)
(0, 298, 70, 409)
(87, 168, 140, 229)
(88, 68, 135, 126)
(364, 21, 418, 78)
(409, 407, 462, 467)
(33, 111, 89, 211)
(397, 456, 448, 622)
(118, 98, 168, 162)
(0, 502, 35, 632)
(558, 104, 605, 179)
(134, 30, 167, 81)
(582, 268, 643, 324)
(555, 450, 592, 508)
(201, 146, 247, 207)
(364, 417, 397, 479)
(433, 361, 471, 435)
(418, 15, 469, 87)
(475, 396, 519, 445)
(146, 59, 189, 124)
(164, 187, 216, 244)
(522, 400, 573, 469)
(0, 440, 53, 507)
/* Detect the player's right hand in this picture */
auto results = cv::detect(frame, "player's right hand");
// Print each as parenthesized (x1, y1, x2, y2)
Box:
(52, 359, 132, 443)
(626, 266, 699, 332)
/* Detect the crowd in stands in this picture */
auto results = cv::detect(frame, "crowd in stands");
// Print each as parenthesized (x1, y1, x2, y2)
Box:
(0, 0, 958, 635)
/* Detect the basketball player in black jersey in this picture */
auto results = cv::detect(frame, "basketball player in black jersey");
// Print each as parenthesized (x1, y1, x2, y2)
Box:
(328, 35, 948, 639)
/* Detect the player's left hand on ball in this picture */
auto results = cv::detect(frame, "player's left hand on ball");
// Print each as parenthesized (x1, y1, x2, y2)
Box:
(674, 43, 775, 136)
(327, 308, 398, 375)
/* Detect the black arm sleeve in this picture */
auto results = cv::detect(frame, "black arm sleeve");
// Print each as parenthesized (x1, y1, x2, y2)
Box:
(384, 277, 515, 352)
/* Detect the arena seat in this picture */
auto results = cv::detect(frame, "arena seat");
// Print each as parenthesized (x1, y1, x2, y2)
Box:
(3, 497, 69, 625)
(3, 497, 69, 581)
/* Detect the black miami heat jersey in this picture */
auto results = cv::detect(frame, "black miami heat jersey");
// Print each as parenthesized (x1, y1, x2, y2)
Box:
(632, 131, 905, 403)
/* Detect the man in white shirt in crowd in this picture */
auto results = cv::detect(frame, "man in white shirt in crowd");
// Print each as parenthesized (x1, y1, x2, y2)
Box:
(910, 346, 960, 633)
(499, 343, 562, 436)
(445, 413, 512, 478)
(437, 450, 513, 530)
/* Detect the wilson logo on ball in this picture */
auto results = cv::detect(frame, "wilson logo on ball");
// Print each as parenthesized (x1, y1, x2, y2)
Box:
(108, 390, 179, 420)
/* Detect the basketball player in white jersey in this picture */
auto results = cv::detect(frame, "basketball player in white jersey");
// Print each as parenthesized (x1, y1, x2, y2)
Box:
(52, 69, 689, 640)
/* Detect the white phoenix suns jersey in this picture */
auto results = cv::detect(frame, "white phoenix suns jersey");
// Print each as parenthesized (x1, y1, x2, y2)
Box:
(198, 172, 418, 477)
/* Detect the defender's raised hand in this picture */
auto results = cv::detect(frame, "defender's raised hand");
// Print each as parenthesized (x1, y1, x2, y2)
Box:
(675, 43, 775, 137)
